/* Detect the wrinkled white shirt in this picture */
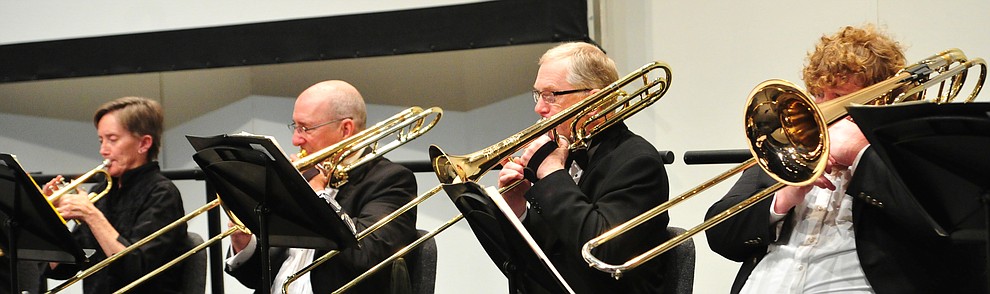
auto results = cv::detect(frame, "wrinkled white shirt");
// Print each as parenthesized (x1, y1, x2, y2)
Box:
(741, 148, 873, 294)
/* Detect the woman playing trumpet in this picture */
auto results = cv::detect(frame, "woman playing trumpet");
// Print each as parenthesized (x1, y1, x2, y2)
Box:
(44, 97, 187, 294)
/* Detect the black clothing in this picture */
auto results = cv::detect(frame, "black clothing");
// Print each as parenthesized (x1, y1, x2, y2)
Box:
(226, 156, 418, 293)
(48, 162, 187, 294)
(521, 123, 671, 294)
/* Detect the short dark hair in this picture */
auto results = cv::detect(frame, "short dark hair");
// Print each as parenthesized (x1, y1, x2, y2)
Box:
(93, 97, 164, 161)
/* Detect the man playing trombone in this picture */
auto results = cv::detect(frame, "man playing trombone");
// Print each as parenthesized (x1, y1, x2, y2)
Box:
(705, 24, 987, 294)
(497, 42, 671, 293)
(225, 80, 419, 293)
(45, 97, 188, 294)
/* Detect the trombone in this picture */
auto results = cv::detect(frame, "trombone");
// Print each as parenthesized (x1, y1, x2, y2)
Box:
(47, 106, 443, 293)
(278, 106, 445, 293)
(292, 106, 442, 186)
(582, 48, 987, 279)
(112, 200, 247, 294)
(323, 61, 672, 294)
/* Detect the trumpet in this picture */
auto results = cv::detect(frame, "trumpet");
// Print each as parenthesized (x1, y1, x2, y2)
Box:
(323, 61, 672, 294)
(42, 160, 113, 229)
(47, 159, 112, 205)
(48, 106, 443, 294)
(582, 49, 986, 279)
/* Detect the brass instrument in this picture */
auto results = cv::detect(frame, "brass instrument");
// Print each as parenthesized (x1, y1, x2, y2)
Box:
(0, 157, 110, 257)
(43, 160, 113, 229)
(47, 159, 112, 205)
(48, 106, 443, 293)
(582, 49, 987, 279)
(324, 61, 672, 294)
(46, 197, 222, 293)
(293, 106, 443, 188)
(282, 185, 446, 294)
(432, 61, 672, 184)
(112, 200, 248, 294)
(279, 106, 446, 293)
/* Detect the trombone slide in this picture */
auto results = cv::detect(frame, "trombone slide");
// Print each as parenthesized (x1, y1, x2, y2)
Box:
(281, 184, 445, 293)
(47, 199, 219, 293)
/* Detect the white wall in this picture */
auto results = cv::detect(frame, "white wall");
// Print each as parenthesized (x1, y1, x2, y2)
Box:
(2, 0, 989, 293)
(598, 1, 990, 293)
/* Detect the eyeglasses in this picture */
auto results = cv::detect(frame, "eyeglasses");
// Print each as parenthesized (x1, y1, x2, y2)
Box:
(287, 117, 351, 134)
(532, 88, 591, 105)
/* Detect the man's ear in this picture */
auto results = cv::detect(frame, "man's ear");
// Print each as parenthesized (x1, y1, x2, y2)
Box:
(340, 118, 355, 138)
(586, 89, 603, 116)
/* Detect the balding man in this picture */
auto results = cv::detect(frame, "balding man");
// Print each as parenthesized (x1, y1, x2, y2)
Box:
(225, 80, 418, 294)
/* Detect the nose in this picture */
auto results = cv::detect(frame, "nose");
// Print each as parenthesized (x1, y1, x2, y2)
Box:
(819, 90, 836, 103)
(534, 99, 551, 117)
(99, 141, 111, 157)
(292, 132, 306, 147)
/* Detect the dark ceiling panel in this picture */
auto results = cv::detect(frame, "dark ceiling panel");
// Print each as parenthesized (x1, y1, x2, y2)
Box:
(0, 0, 589, 83)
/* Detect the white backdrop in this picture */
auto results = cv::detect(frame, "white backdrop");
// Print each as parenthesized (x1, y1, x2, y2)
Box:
(2, 1, 989, 293)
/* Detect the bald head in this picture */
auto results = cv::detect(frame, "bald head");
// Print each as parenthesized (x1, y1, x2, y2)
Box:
(291, 80, 369, 153)
(296, 80, 368, 130)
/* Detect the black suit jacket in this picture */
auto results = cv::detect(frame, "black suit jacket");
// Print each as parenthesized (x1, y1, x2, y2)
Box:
(706, 147, 986, 294)
(521, 123, 671, 294)
(226, 156, 418, 293)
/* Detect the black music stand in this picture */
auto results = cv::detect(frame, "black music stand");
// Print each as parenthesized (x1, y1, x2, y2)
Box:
(848, 102, 990, 290)
(0, 153, 87, 293)
(443, 182, 575, 294)
(186, 134, 358, 291)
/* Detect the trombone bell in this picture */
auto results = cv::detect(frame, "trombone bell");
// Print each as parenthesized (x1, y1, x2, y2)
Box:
(582, 48, 986, 279)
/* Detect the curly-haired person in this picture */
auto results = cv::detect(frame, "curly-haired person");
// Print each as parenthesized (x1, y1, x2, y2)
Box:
(705, 24, 986, 294)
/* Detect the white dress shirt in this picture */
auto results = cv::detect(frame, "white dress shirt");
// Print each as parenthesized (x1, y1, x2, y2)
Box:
(226, 188, 341, 294)
(741, 148, 873, 294)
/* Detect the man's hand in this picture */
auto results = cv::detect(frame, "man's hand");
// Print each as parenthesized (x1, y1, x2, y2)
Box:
(498, 157, 530, 218)
(827, 118, 868, 169)
(308, 171, 329, 191)
(773, 184, 813, 214)
(230, 221, 253, 254)
(536, 135, 569, 179)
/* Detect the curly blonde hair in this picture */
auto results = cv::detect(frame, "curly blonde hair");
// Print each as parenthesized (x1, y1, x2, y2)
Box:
(802, 24, 906, 98)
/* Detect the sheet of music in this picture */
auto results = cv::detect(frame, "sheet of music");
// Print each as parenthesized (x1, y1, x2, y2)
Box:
(482, 185, 576, 294)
